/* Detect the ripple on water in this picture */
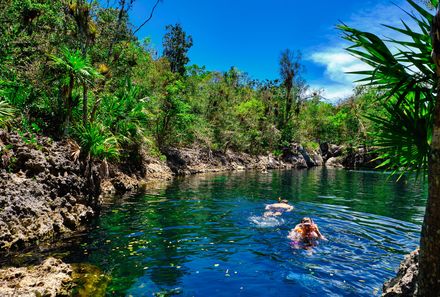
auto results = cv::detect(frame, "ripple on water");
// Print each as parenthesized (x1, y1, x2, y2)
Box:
(280, 202, 420, 296)
(248, 216, 285, 228)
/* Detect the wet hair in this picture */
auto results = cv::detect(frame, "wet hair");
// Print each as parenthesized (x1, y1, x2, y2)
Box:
(301, 217, 314, 224)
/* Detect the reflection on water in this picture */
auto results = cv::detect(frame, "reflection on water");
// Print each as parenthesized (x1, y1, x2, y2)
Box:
(64, 168, 426, 296)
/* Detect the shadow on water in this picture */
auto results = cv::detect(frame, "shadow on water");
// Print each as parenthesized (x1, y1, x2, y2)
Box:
(59, 168, 426, 296)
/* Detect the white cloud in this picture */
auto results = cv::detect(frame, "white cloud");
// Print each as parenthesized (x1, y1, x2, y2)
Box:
(307, 49, 370, 102)
(306, 0, 424, 103)
(310, 50, 369, 84)
(308, 83, 354, 102)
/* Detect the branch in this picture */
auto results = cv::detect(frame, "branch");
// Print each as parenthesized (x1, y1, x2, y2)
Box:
(132, 0, 161, 35)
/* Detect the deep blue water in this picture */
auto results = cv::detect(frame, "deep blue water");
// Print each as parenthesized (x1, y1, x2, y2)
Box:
(67, 168, 427, 296)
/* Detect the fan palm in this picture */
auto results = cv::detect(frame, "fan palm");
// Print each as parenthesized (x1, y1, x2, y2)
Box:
(98, 81, 149, 146)
(75, 122, 120, 161)
(339, 0, 440, 295)
(0, 99, 15, 128)
(50, 47, 102, 133)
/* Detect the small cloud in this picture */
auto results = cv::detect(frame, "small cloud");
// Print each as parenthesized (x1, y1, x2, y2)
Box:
(310, 50, 369, 84)
(307, 0, 419, 103)
(308, 83, 354, 103)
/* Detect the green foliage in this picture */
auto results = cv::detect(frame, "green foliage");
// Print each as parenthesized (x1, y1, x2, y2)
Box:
(98, 81, 149, 146)
(0, 0, 386, 165)
(162, 23, 193, 76)
(338, 0, 435, 176)
(303, 141, 319, 151)
(153, 78, 198, 148)
(0, 99, 15, 127)
(75, 123, 120, 161)
(50, 48, 101, 87)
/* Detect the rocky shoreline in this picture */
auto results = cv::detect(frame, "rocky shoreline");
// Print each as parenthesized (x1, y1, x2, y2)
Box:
(0, 131, 97, 253)
(382, 249, 419, 297)
(0, 130, 382, 296)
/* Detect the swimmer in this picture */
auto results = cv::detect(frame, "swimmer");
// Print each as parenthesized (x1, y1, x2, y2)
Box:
(263, 197, 294, 217)
(288, 217, 326, 242)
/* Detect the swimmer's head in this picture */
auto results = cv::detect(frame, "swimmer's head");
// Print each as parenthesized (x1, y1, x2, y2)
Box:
(301, 217, 313, 226)
(301, 218, 314, 235)
(278, 197, 288, 204)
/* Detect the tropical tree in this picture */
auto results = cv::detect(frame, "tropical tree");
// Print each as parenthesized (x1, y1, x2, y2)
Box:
(50, 47, 102, 131)
(279, 49, 302, 124)
(339, 0, 439, 295)
(101, 85, 148, 142)
(162, 23, 193, 76)
(75, 122, 120, 162)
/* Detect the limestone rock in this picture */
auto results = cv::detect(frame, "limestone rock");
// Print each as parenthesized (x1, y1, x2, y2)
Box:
(0, 131, 98, 252)
(382, 249, 419, 297)
(0, 257, 73, 297)
(325, 157, 344, 168)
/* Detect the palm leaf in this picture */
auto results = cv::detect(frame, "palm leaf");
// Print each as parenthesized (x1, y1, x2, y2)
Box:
(0, 99, 15, 127)
(337, 1, 435, 177)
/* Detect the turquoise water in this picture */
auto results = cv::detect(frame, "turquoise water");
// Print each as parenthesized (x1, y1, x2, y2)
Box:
(67, 168, 427, 296)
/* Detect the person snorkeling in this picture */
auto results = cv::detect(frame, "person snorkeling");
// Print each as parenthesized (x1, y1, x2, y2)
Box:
(288, 217, 326, 244)
(263, 197, 294, 217)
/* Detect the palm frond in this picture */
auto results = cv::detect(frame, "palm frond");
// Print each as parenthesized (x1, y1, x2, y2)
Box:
(0, 99, 15, 127)
(337, 1, 436, 177)
(75, 123, 120, 161)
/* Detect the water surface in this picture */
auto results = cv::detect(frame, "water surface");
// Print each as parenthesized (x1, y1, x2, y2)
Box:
(67, 168, 427, 296)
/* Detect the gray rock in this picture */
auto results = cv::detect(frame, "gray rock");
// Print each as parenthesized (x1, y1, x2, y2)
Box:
(382, 249, 418, 297)
(311, 152, 324, 166)
(0, 130, 98, 252)
(164, 147, 292, 176)
(325, 157, 344, 168)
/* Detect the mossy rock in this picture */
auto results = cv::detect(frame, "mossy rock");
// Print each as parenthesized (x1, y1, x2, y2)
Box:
(71, 263, 110, 297)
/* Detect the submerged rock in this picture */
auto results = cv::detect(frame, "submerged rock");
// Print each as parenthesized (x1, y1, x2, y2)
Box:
(382, 249, 418, 297)
(71, 263, 110, 297)
(0, 258, 109, 297)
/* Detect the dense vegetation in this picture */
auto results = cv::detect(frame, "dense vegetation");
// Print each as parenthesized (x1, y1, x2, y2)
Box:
(0, 0, 384, 166)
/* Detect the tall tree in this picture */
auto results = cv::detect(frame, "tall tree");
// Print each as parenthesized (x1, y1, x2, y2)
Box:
(339, 0, 440, 294)
(279, 49, 302, 127)
(419, 4, 440, 294)
(162, 23, 193, 76)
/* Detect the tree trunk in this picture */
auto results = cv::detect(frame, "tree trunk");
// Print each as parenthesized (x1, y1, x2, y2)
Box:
(107, 0, 126, 62)
(65, 73, 75, 136)
(417, 7, 440, 296)
(418, 91, 440, 295)
(285, 86, 292, 127)
(82, 83, 88, 126)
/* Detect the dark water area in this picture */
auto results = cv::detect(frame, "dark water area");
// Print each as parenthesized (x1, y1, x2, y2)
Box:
(66, 168, 426, 296)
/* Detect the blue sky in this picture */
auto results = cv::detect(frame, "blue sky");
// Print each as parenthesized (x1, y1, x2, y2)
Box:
(127, 0, 417, 101)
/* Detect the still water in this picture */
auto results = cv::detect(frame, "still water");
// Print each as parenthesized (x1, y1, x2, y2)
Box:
(67, 168, 427, 296)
